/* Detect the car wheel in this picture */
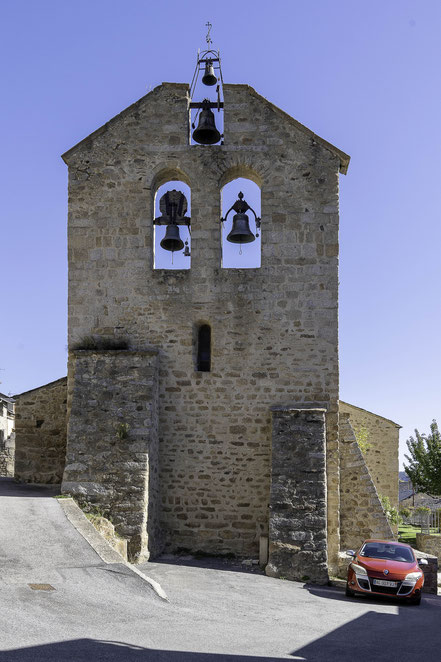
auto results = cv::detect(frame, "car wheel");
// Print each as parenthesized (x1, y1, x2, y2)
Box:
(409, 594, 421, 606)
(345, 584, 355, 598)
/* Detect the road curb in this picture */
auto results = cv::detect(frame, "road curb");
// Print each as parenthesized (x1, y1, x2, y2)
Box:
(56, 497, 168, 601)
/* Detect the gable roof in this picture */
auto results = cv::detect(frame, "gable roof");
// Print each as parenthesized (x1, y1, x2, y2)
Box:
(61, 82, 350, 174)
(340, 400, 401, 428)
(13, 376, 67, 399)
(238, 84, 350, 174)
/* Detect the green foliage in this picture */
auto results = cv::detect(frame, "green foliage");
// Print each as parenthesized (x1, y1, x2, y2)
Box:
(404, 420, 441, 497)
(415, 506, 431, 515)
(71, 335, 129, 351)
(115, 422, 130, 440)
(399, 507, 411, 519)
(354, 425, 370, 455)
(379, 495, 402, 525)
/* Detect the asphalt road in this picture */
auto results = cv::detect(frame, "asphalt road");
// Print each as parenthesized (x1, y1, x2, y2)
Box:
(1, 477, 441, 661)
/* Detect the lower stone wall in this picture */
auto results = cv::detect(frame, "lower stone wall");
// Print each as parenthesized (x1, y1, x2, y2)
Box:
(14, 378, 67, 484)
(339, 413, 394, 551)
(416, 533, 441, 563)
(412, 544, 438, 594)
(62, 350, 160, 563)
(266, 408, 328, 584)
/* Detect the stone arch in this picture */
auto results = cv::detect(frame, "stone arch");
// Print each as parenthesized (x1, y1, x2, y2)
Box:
(220, 172, 262, 269)
(219, 164, 263, 190)
(151, 165, 191, 192)
(152, 166, 191, 270)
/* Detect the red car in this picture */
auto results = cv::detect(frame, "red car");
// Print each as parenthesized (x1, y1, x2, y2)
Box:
(346, 539, 427, 605)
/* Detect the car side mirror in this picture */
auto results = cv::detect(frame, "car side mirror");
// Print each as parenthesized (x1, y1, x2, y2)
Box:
(346, 550, 356, 558)
(418, 558, 428, 566)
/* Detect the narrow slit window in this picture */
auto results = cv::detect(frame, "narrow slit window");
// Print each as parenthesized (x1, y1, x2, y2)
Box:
(197, 325, 211, 372)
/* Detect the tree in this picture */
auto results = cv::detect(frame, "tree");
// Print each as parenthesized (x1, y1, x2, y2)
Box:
(354, 424, 370, 455)
(404, 420, 441, 497)
(379, 495, 401, 526)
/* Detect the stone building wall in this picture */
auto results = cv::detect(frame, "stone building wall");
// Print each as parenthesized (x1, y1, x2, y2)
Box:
(339, 413, 394, 552)
(63, 82, 348, 565)
(14, 378, 67, 484)
(0, 436, 14, 477)
(0, 396, 15, 477)
(339, 400, 400, 509)
(62, 350, 160, 562)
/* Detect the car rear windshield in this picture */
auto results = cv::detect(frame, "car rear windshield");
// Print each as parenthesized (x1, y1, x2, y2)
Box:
(359, 543, 415, 563)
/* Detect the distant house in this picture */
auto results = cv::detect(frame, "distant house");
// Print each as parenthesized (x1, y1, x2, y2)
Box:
(0, 392, 15, 477)
(399, 471, 415, 504)
(399, 470, 441, 511)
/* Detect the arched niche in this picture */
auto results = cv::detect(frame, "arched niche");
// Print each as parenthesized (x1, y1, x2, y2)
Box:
(220, 175, 262, 269)
(153, 176, 191, 270)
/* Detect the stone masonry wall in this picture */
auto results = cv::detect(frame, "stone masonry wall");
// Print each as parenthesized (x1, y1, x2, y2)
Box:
(64, 82, 344, 565)
(0, 435, 14, 477)
(14, 378, 67, 484)
(340, 401, 399, 510)
(412, 541, 438, 594)
(340, 413, 394, 551)
(266, 409, 328, 584)
(62, 350, 160, 562)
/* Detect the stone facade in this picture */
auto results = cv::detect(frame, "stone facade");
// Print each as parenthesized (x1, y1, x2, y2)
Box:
(14, 378, 67, 484)
(62, 350, 160, 562)
(62, 82, 350, 572)
(339, 413, 394, 552)
(267, 409, 328, 583)
(340, 400, 400, 509)
(0, 394, 15, 477)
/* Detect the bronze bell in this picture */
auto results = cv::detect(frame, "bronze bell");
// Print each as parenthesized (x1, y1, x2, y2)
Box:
(226, 212, 255, 244)
(192, 100, 221, 145)
(202, 60, 217, 86)
(160, 223, 184, 252)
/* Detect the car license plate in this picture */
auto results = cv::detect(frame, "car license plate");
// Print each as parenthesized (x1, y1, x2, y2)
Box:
(373, 579, 397, 587)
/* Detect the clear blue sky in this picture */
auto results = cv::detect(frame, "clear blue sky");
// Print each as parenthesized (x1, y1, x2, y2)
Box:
(1, 0, 440, 468)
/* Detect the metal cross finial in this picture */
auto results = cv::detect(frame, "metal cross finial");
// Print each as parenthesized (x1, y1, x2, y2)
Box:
(205, 21, 212, 45)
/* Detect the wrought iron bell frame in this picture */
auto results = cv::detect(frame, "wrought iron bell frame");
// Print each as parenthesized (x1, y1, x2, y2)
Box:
(189, 23, 224, 146)
(221, 191, 261, 243)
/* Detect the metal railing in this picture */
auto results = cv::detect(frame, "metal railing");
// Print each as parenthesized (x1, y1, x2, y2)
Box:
(420, 509, 441, 534)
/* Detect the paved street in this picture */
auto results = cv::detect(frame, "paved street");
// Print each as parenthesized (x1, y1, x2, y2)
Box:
(1, 478, 441, 661)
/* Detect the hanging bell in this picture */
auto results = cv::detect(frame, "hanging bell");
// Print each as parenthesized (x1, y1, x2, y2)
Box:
(160, 223, 184, 252)
(226, 213, 255, 244)
(202, 60, 217, 86)
(192, 100, 221, 145)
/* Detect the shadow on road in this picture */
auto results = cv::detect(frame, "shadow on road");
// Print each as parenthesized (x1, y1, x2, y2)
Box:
(305, 582, 430, 607)
(153, 553, 263, 574)
(0, 640, 284, 662)
(291, 585, 441, 661)
(0, 477, 60, 498)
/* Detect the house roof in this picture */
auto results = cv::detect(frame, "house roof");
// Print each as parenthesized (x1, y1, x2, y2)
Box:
(13, 376, 67, 399)
(61, 82, 350, 174)
(340, 400, 401, 428)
